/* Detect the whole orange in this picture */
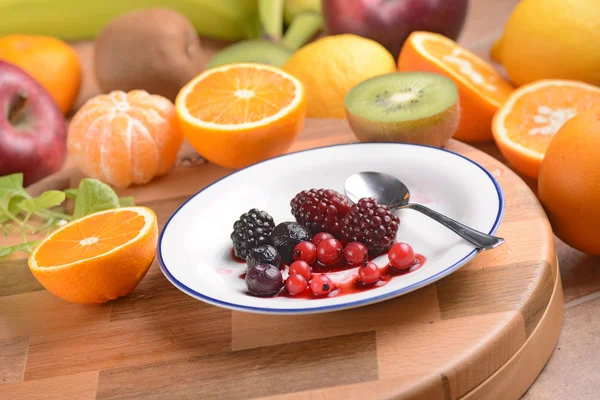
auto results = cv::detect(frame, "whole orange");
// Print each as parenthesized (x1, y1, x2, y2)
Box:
(538, 109, 600, 255)
(0, 35, 81, 114)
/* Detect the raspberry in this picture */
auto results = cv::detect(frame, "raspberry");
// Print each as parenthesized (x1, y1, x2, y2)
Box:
(290, 189, 351, 237)
(230, 208, 275, 259)
(340, 198, 399, 256)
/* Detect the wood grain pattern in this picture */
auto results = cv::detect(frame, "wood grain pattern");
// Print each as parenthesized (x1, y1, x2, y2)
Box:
(437, 260, 554, 336)
(0, 290, 112, 339)
(0, 371, 99, 400)
(463, 261, 564, 400)
(0, 1, 555, 393)
(23, 286, 231, 380)
(0, 118, 561, 399)
(377, 311, 527, 398)
(231, 284, 439, 351)
(0, 336, 29, 384)
(96, 332, 378, 400)
(0, 258, 44, 297)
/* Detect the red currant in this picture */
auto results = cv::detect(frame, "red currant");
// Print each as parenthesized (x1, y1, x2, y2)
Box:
(358, 262, 381, 284)
(312, 232, 334, 246)
(388, 242, 415, 270)
(310, 274, 334, 295)
(316, 238, 343, 265)
(286, 274, 308, 295)
(293, 241, 317, 264)
(343, 241, 368, 265)
(289, 260, 312, 280)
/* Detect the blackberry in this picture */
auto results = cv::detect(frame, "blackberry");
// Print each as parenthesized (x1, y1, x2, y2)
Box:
(340, 198, 400, 256)
(290, 188, 351, 237)
(269, 222, 312, 264)
(230, 208, 275, 259)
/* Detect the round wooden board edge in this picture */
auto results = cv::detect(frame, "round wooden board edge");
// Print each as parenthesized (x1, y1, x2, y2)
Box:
(22, 134, 563, 400)
(462, 256, 564, 400)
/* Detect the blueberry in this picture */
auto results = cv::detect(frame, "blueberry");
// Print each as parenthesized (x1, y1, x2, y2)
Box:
(245, 264, 284, 296)
(246, 245, 282, 271)
(269, 222, 312, 264)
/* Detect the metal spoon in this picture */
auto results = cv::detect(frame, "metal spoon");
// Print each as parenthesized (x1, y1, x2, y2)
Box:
(344, 171, 504, 250)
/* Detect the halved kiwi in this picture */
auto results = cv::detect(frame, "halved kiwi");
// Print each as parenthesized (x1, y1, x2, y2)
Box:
(206, 40, 293, 69)
(344, 72, 460, 147)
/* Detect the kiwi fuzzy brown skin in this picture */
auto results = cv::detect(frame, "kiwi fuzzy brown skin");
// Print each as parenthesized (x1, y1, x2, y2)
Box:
(94, 7, 204, 102)
(345, 100, 460, 147)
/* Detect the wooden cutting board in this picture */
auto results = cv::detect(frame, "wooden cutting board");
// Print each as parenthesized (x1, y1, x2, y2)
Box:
(0, 118, 562, 400)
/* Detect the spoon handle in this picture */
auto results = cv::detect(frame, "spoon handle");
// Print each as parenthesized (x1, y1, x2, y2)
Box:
(401, 203, 504, 250)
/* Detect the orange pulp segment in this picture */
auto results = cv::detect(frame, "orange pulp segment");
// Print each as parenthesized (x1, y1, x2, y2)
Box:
(33, 209, 149, 266)
(398, 31, 514, 142)
(492, 79, 600, 179)
(182, 65, 300, 125)
(175, 63, 306, 169)
(411, 32, 514, 106)
(28, 207, 158, 304)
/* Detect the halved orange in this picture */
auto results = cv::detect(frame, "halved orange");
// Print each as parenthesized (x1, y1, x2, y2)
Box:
(175, 63, 307, 169)
(28, 207, 158, 304)
(492, 80, 600, 179)
(398, 31, 514, 142)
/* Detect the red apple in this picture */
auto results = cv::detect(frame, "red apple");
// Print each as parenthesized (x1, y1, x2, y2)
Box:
(0, 60, 67, 186)
(322, 0, 469, 58)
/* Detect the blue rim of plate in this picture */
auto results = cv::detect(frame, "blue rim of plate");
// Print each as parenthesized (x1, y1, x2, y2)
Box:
(158, 142, 505, 314)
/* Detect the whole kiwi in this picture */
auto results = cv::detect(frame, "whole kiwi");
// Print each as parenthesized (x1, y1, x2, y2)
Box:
(94, 8, 204, 101)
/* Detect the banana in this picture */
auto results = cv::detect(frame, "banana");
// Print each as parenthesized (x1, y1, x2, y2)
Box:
(282, 11, 322, 50)
(0, 0, 261, 41)
(282, 0, 322, 50)
(283, 0, 321, 24)
(259, 0, 284, 41)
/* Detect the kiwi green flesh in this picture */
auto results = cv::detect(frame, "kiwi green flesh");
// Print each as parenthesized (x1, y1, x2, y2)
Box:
(207, 40, 293, 69)
(346, 102, 459, 147)
(344, 72, 459, 123)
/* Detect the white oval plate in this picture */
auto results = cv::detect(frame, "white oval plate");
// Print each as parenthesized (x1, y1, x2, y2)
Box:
(159, 143, 504, 315)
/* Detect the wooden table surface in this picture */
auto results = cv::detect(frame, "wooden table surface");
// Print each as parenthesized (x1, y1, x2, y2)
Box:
(2, 1, 600, 399)
(0, 118, 562, 399)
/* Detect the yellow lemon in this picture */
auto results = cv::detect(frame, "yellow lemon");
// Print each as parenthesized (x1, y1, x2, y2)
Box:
(283, 34, 396, 118)
(493, 0, 600, 86)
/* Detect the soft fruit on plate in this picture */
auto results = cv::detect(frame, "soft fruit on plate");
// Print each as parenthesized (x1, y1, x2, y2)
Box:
(230, 189, 424, 299)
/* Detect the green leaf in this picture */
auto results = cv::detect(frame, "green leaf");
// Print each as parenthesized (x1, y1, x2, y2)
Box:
(118, 197, 135, 207)
(0, 174, 28, 223)
(0, 193, 16, 218)
(64, 188, 79, 199)
(0, 240, 38, 258)
(73, 179, 120, 219)
(0, 192, 12, 211)
(8, 194, 26, 214)
(0, 194, 27, 223)
(0, 173, 24, 192)
(17, 191, 66, 214)
(1, 222, 12, 235)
